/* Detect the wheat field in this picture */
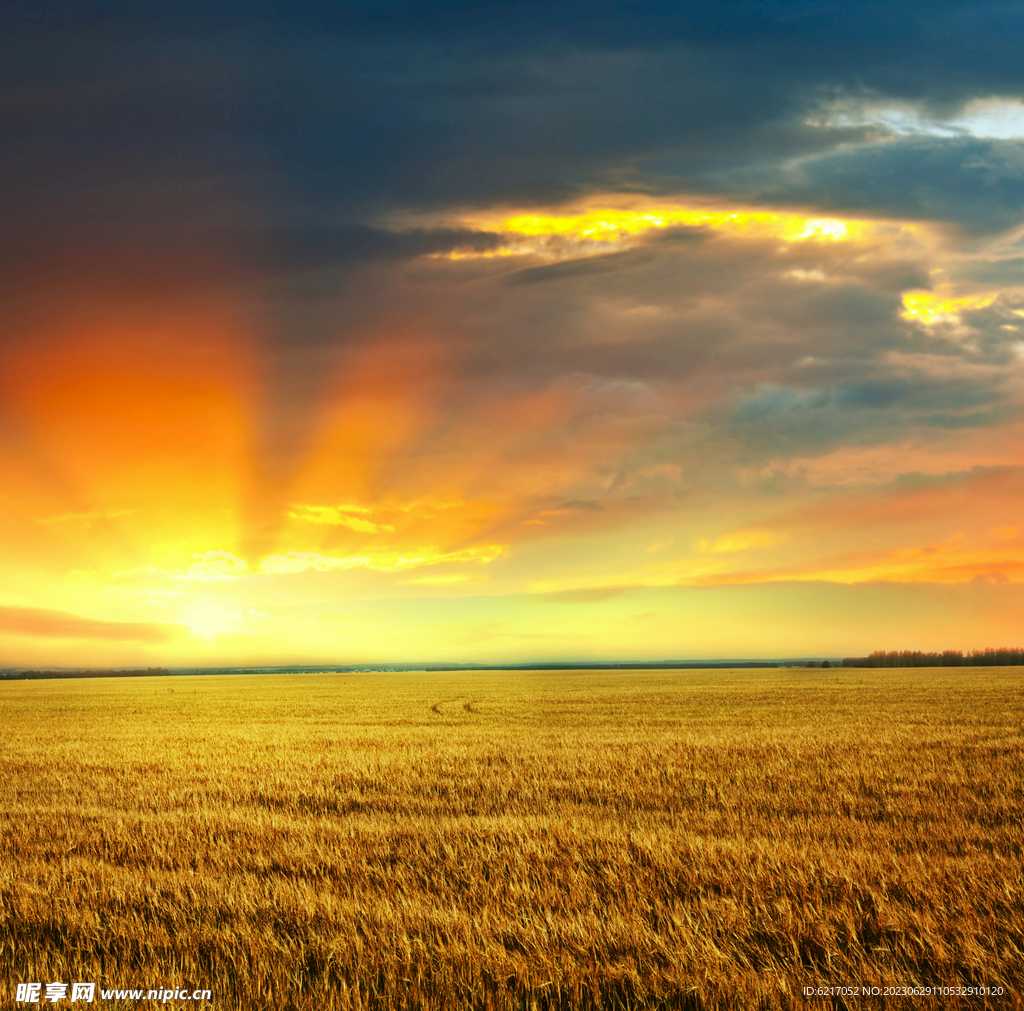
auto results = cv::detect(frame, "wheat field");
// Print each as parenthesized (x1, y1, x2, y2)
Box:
(2, 667, 1022, 1010)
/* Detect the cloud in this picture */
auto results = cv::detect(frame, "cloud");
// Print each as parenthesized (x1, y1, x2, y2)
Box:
(0, 606, 183, 642)
(821, 97, 1024, 141)
(258, 544, 505, 575)
(179, 551, 248, 581)
(288, 504, 394, 533)
(7, 0, 1024, 313)
(747, 136, 1024, 234)
(759, 465, 1024, 536)
(246, 225, 505, 276)
(683, 544, 1024, 588)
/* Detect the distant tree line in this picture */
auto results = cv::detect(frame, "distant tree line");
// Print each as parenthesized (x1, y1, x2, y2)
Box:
(842, 648, 1024, 668)
(1, 668, 170, 681)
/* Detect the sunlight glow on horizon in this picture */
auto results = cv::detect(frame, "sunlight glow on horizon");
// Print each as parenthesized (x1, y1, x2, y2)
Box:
(4, 192, 1024, 666)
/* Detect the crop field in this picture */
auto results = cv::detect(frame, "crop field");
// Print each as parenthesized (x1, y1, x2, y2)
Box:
(2, 667, 1023, 1010)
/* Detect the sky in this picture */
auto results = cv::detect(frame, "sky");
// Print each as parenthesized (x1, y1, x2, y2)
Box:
(4, 0, 1024, 666)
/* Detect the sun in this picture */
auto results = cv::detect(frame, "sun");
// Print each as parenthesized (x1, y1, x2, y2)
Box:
(184, 603, 236, 641)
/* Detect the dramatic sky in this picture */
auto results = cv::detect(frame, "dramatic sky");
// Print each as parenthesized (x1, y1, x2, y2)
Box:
(5, 0, 1024, 666)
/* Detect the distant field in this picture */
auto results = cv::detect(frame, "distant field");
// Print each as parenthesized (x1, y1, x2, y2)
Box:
(2, 667, 1022, 1010)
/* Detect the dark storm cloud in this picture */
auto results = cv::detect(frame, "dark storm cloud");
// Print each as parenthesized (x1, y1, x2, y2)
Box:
(250, 224, 504, 272)
(0, 221, 502, 309)
(5, 0, 1024, 290)
(6, 0, 1024, 503)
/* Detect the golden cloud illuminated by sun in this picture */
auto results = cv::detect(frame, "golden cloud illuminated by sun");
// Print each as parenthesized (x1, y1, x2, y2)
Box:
(421, 199, 906, 263)
(901, 289, 999, 324)
(500, 207, 855, 243)
(257, 544, 505, 576)
(288, 504, 395, 533)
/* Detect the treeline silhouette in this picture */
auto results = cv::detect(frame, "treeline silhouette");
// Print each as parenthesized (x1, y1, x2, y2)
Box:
(843, 648, 1024, 668)
(2, 668, 170, 681)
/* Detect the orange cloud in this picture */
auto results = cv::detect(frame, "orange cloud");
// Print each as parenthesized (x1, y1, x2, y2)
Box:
(684, 543, 1024, 587)
(760, 466, 1024, 536)
(258, 543, 504, 575)
(0, 606, 184, 642)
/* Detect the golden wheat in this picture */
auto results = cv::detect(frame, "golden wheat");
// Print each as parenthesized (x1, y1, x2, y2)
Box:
(2, 667, 1022, 1009)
